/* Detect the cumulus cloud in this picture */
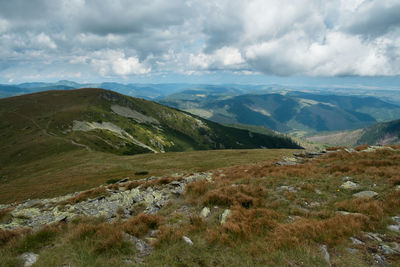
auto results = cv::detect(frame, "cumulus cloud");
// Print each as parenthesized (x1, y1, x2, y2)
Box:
(0, 0, 399, 81)
(90, 50, 151, 77)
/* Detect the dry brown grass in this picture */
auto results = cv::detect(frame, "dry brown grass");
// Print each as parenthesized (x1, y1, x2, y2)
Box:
(335, 198, 384, 221)
(184, 180, 211, 201)
(0, 228, 30, 247)
(60, 187, 109, 205)
(326, 146, 347, 151)
(154, 225, 186, 246)
(141, 177, 183, 189)
(223, 205, 281, 238)
(89, 224, 125, 254)
(383, 190, 400, 215)
(0, 208, 14, 223)
(123, 180, 143, 190)
(123, 213, 164, 237)
(354, 144, 369, 151)
(388, 176, 400, 186)
(270, 214, 368, 248)
(202, 184, 266, 208)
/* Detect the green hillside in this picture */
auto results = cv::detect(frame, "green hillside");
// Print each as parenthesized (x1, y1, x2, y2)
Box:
(161, 91, 400, 134)
(0, 89, 300, 166)
(307, 119, 400, 146)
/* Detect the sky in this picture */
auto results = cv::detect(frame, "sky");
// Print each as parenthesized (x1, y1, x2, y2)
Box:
(0, 0, 400, 87)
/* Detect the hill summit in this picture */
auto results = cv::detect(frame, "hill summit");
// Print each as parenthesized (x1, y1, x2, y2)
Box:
(0, 88, 300, 165)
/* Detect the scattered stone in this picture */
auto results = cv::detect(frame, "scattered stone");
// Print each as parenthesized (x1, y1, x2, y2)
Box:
(395, 185, 400, 191)
(342, 176, 351, 181)
(200, 207, 211, 218)
(183, 236, 193, 245)
(220, 209, 231, 225)
(344, 148, 355, 153)
(308, 201, 321, 208)
(387, 225, 400, 233)
(350, 237, 365, 245)
(336, 211, 363, 216)
(0, 172, 213, 230)
(320, 244, 331, 266)
(123, 233, 153, 256)
(340, 181, 360, 190)
(352, 191, 378, 199)
(278, 186, 297, 193)
(374, 254, 387, 267)
(315, 189, 322, 195)
(149, 230, 159, 237)
(345, 248, 359, 254)
(365, 232, 383, 242)
(20, 252, 39, 267)
(275, 161, 297, 166)
(393, 216, 400, 224)
(379, 244, 399, 255)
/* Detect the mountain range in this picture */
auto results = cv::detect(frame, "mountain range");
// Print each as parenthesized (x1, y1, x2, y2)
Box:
(160, 90, 400, 134)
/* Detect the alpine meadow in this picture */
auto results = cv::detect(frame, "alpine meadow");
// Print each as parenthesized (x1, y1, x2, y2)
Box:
(1, 1, 400, 266)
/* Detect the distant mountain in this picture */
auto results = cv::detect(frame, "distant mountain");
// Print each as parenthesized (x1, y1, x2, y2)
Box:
(0, 89, 300, 166)
(307, 119, 400, 146)
(160, 91, 400, 134)
(0, 81, 189, 100)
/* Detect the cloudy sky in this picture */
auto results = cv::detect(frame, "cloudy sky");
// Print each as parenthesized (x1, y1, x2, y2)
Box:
(1, 0, 400, 86)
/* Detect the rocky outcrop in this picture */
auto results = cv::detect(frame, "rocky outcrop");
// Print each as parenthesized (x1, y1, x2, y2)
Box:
(0, 172, 212, 230)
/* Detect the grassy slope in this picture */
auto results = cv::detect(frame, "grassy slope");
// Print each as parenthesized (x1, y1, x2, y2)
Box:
(1, 147, 400, 266)
(306, 119, 400, 146)
(0, 89, 299, 163)
(0, 149, 297, 204)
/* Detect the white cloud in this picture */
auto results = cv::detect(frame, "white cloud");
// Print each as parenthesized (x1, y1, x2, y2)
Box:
(34, 33, 57, 49)
(0, 0, 400, 79)
(90, 50, 150, 77)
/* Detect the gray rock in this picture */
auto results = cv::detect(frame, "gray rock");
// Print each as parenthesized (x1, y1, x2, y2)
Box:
(183, 236, 193, 246)
(278, 186, 297, 192)
(220, 209, 231, 225)
(352, 191, 378, 199)
(340, 181, 359, 190)
(123, 233, 153, 256)
(0, 172, 214, 230)
(392, 216, 400, 224)
(200, 207, 211, 218)
(20, 252, 39, 267)
(350, 237, 365, 245)
(320, 245, 331, 266)
(374, 254, 387, 267)
(365, 232, 383, 242)
(345, 248, 359, 254)
(275, 161, 297, 166)
(379, 244, 399, 255)
(387, 225, 400, 233)
(342, 176, 351, 181)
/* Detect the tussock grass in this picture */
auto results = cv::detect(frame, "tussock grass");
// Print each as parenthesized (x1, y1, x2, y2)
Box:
(1, 147, 400, 266)
(123, 213, 163, 237)
(60, 187, 109, 205)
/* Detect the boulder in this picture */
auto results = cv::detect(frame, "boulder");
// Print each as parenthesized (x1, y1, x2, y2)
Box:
(353, 191, 378, 199)
(183, 236, 193, 245)
(220, 209, 231, 225)
(340, 181, 360, 190)
(374, 254, 387, 267)
(200, 207, 211, 218)
(320, 245, 331, 266)
(387, 225, 400, 233)
(20, 252, 39, 267)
